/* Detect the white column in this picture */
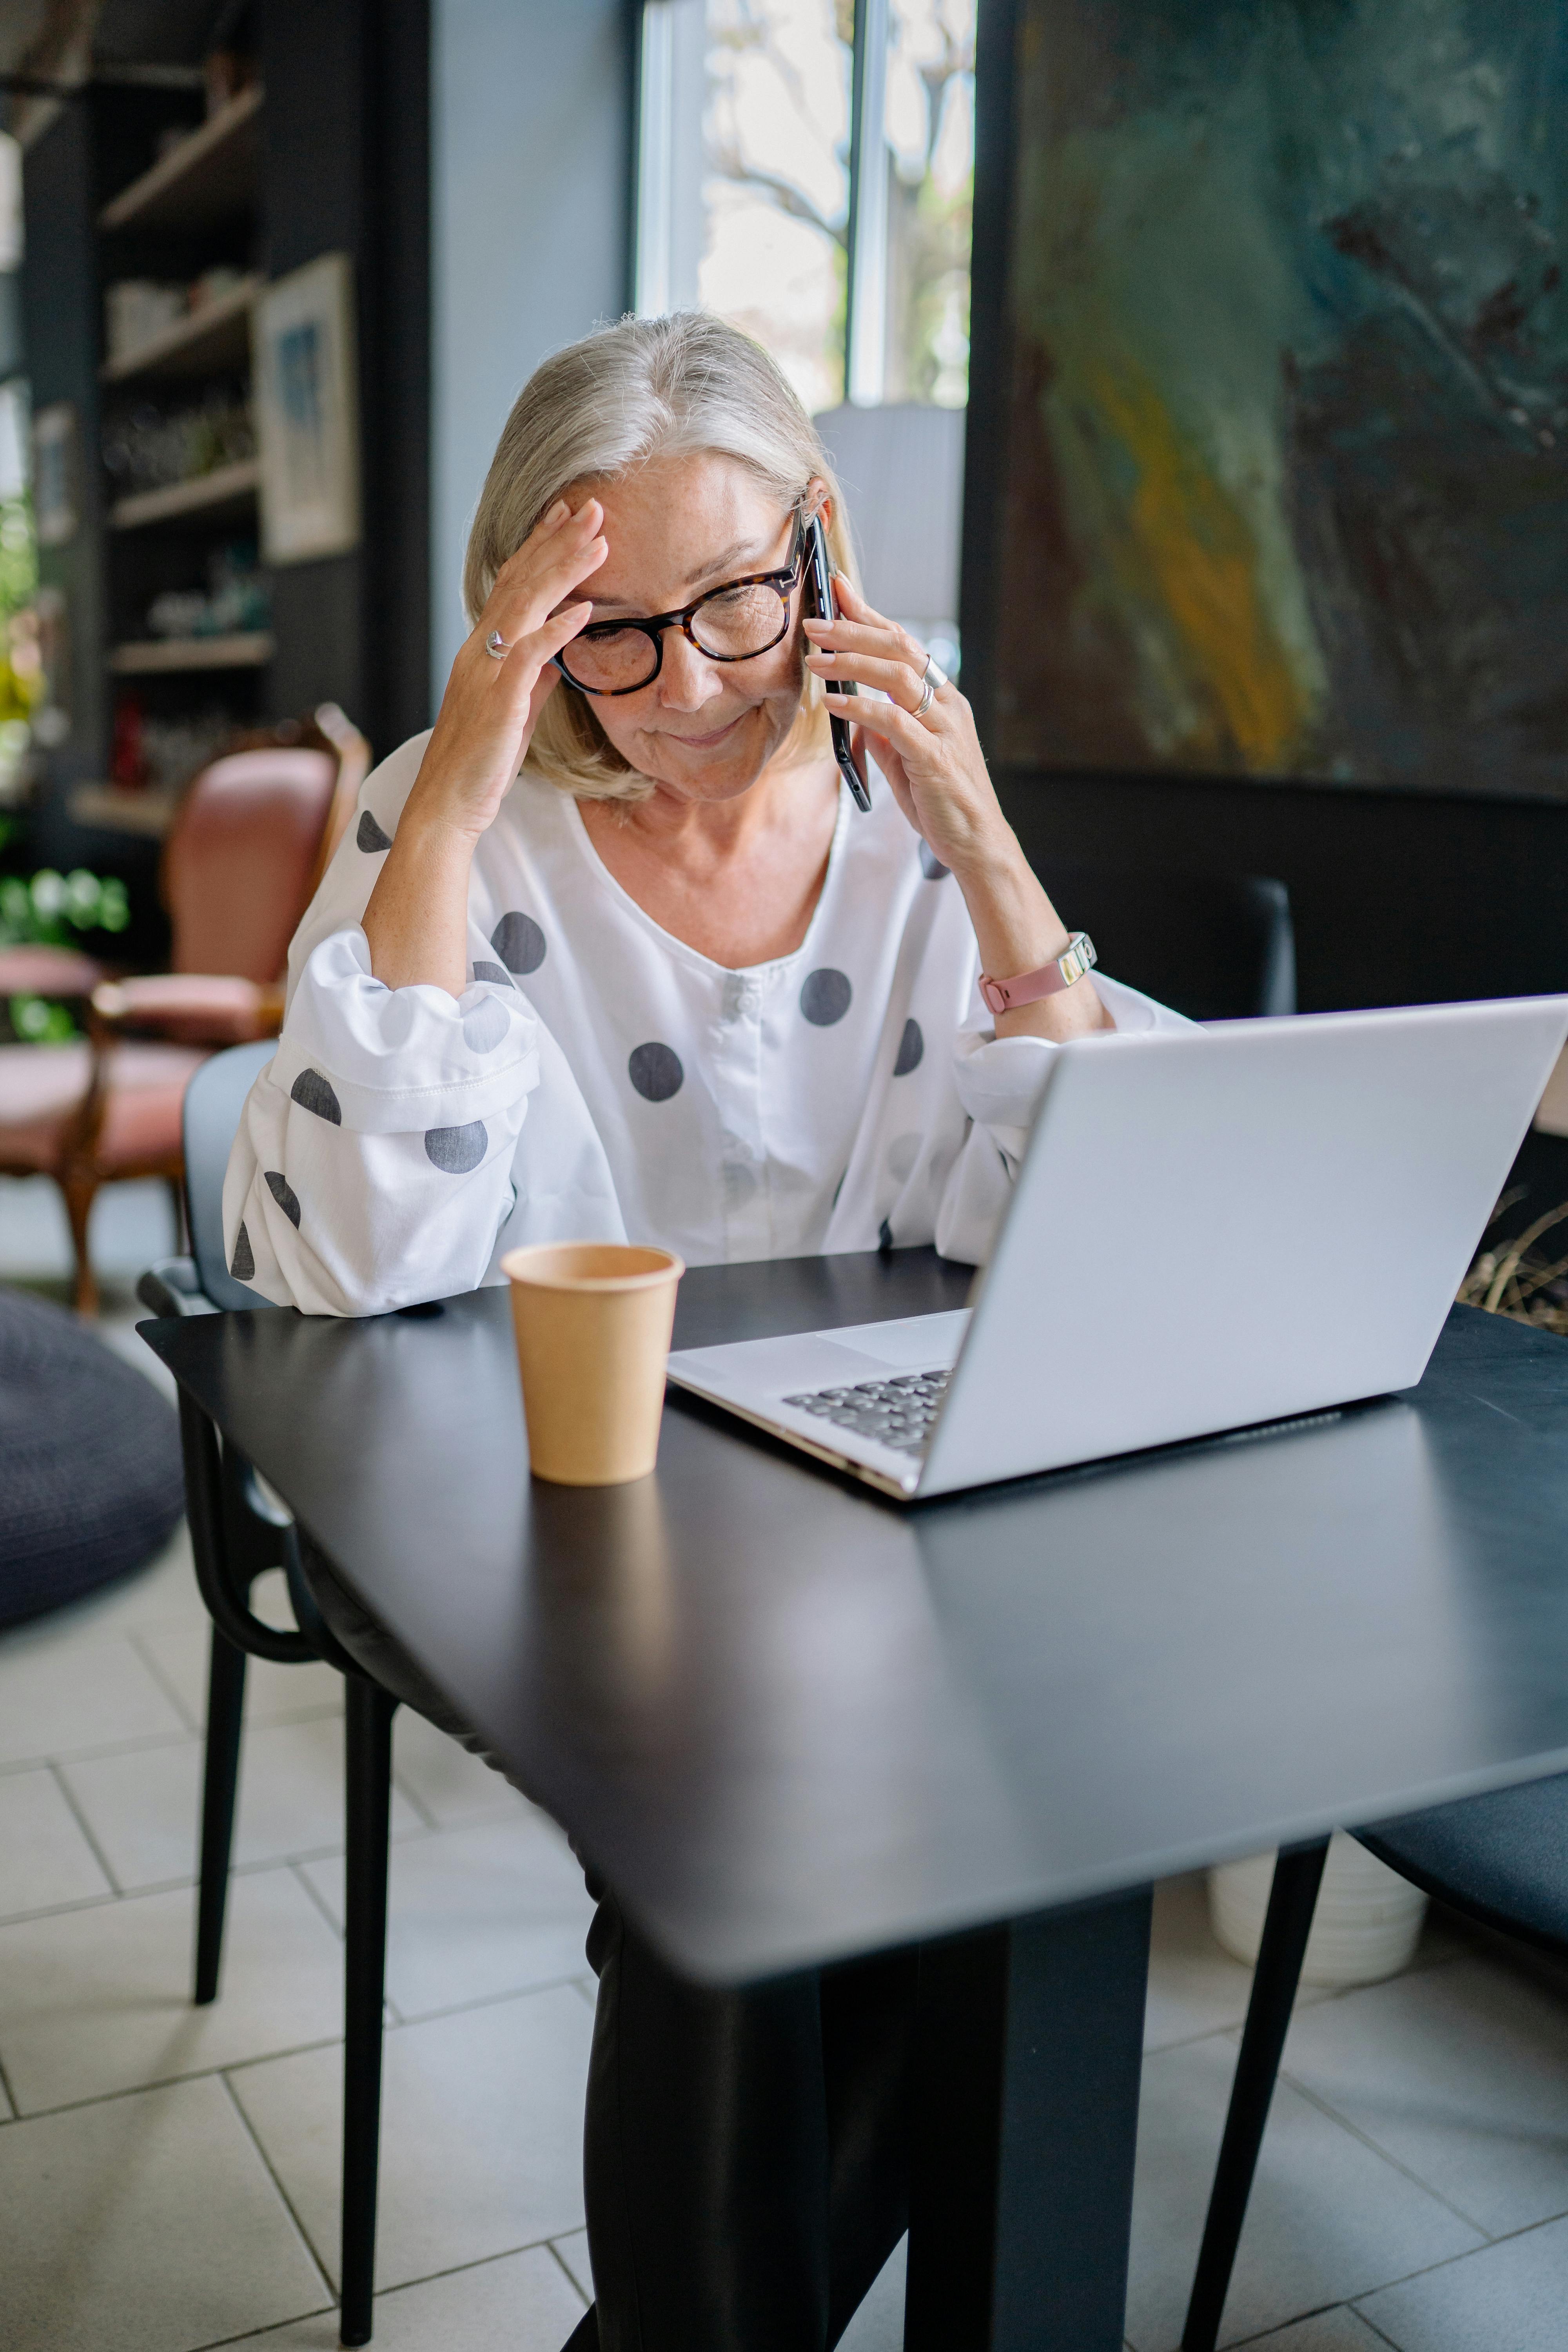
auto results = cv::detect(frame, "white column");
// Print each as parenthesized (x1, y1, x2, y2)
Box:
(635, 0, 706, 318)
(846, 0, 889, 407)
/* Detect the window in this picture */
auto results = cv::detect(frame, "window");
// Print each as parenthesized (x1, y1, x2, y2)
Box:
(635, 0, 975, 415)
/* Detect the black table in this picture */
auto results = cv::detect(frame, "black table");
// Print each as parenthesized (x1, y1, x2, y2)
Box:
(143, 1251, 1568, 2351)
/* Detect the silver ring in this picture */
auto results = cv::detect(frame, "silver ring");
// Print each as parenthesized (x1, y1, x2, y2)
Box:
(485, 629, 508, 661)
(912, 651, 947, 722)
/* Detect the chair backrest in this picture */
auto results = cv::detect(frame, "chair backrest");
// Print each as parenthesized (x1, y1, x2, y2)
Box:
(183, 1041, 276, 1308)
(163, 746, 338, 984)
(304, 701, 373, 897)
(1027, 854, 1296, 1022)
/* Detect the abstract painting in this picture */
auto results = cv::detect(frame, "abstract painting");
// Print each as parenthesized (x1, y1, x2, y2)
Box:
(992, 0, 1568, 795)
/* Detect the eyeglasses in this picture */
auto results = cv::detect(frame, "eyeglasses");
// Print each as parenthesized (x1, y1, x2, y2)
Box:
(553, 514, 805, 697)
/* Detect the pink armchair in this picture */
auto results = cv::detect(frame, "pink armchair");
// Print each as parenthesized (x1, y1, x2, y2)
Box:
(0, 705, 369, 1311)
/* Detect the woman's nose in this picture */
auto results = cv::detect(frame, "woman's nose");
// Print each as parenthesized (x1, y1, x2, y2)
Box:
(655, 628, 723, 711)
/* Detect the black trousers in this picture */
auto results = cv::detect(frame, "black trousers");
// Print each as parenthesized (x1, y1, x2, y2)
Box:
(309, 1550, 915, 2352)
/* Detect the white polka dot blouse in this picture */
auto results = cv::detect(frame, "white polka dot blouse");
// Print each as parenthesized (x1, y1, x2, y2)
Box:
(223, 731, 1191, 1316)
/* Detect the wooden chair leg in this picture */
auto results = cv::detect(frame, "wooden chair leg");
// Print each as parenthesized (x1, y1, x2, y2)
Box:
(194, 1629, 247, 2005)
(341, 1676, 396, 2347)
(59, 1172, 100, 1316)
(1181, 1837, 1330, 2352)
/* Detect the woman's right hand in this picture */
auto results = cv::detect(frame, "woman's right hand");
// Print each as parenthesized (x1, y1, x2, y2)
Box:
(362, 499, 605, 996)
(407, 497, 607, 843)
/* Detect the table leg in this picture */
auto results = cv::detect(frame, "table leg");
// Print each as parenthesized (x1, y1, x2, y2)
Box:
(904, 1886, 1152, 2351)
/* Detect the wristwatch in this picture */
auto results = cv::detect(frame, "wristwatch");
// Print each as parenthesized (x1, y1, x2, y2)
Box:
(979, 932, 1097, 1016)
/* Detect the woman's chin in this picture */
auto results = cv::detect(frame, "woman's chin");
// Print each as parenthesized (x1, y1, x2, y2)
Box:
(637, 719, 779, 801)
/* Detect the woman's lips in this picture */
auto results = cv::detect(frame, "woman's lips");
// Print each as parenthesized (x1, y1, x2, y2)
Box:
(666, 713, 746, 749)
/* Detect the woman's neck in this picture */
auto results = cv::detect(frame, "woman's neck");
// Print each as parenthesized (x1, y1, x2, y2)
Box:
(579, 753, 841, 969)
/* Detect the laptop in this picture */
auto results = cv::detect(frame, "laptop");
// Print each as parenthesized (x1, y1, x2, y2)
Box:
(666, 998, 1568, 1501)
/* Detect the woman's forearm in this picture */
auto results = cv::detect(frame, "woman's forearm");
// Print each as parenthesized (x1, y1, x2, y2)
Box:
(361, 804, 479, 997)
(950, 827, 1112, 1043)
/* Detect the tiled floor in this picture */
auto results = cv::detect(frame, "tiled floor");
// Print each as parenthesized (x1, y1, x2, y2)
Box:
(5, 1175, 1568, 2349)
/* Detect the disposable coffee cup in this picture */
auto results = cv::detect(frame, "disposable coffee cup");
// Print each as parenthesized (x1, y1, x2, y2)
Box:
(500, 1242, 685, 1486)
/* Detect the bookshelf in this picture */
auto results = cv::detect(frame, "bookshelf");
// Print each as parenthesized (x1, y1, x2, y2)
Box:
(95, 79, 270, 817)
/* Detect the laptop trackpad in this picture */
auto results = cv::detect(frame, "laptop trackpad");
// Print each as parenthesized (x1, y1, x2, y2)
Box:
(669, 1310, 970, 1399)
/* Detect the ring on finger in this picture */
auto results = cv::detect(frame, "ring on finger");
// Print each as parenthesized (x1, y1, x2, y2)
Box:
(485, 629, 508, 661)
(912, 651, 947, 721)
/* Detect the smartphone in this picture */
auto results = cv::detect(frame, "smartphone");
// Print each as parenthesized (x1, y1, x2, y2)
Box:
(804, 512, 871, 812)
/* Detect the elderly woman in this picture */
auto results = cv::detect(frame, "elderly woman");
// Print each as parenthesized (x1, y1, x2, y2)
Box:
(226, 313, 1181, 2350)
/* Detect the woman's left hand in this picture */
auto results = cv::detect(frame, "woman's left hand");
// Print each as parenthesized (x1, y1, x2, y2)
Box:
(804, 576, 1111, 1040)
(803, 575, 1005, 879)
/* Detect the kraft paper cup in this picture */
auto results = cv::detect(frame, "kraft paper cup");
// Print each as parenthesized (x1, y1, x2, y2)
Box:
(501, 1243, 685, 1486)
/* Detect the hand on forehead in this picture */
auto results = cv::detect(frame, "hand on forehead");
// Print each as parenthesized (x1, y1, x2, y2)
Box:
(575, 452, 802, 617)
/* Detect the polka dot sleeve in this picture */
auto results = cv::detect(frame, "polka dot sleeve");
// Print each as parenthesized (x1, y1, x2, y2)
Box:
(223, 925, 545, 1315)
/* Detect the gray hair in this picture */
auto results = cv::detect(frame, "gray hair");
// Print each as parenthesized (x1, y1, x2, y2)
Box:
(464, 311, 858, 802)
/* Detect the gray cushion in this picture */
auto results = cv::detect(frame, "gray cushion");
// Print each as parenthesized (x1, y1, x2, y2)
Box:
(0, 1288, 184, 1628)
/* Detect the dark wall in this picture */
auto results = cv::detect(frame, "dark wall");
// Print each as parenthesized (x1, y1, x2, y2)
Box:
(963, 0, 1568, 1016)
(260, 0, 431, 757)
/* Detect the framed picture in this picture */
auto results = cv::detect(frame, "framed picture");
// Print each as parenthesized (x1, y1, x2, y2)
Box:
(982, 0, 1568, 799)
(255, 252, 361, 565)
(31, 404, 77, 548)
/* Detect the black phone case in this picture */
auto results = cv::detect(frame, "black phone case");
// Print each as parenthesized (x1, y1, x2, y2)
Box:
(805, 514, 871, 811)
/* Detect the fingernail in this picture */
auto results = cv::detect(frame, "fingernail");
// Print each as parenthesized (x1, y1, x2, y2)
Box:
(547, 500, 568, 522)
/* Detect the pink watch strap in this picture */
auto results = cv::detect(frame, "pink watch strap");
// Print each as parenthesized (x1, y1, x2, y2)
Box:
(979, 932, 1097, 1016)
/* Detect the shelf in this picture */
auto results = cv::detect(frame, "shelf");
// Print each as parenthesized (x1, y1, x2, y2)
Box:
(67, 783, 181, 838)
(100, 274, 260, 385)
(109, 632, 274, 675)
(99, 83, 263, 233)
(109, 459, 260, 530)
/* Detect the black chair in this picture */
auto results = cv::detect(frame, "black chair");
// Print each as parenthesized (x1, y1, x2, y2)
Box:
(138, 1042, 396, 2348)
(1182, 1780, 1568, 2349)
(1029, 855, 1296, 1022)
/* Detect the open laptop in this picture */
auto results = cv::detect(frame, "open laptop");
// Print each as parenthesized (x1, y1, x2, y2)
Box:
(666, 998, 1568, 1501)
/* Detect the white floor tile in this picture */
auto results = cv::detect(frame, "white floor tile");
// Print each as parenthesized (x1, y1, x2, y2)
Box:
(301, 1809, 595, 2019)
(839, 2231, 907, 2352)
(1125, 2032, 1482, 2352)
(1281, 1952, 1568, 2235)
(552, 2227, 593, 2302)
(232, 1982, 595, 2292)
(0, 2071, 326, 2352)
(1356, 2214, 1568, 2350)
(0, 1628, 187, 1766)
(1243, 2312, 1393, 2350)
(0, 1867, 345, 2111)
(0, 1766, 113, 1917)
(391, 1705, 522, 1826)
(227, 2243, 588, 2349)
(1145, 1875, 1260, 2051)
(137, 1616, 344, 1731)
(62, 1712, 420, 1890)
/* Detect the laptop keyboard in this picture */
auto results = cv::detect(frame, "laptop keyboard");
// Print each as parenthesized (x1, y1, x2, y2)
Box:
(781, 1369, 951, 1457)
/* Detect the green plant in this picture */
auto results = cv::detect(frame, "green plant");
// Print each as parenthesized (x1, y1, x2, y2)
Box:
(0, 865, 130, 947)
(2, 864, 131, 1045)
